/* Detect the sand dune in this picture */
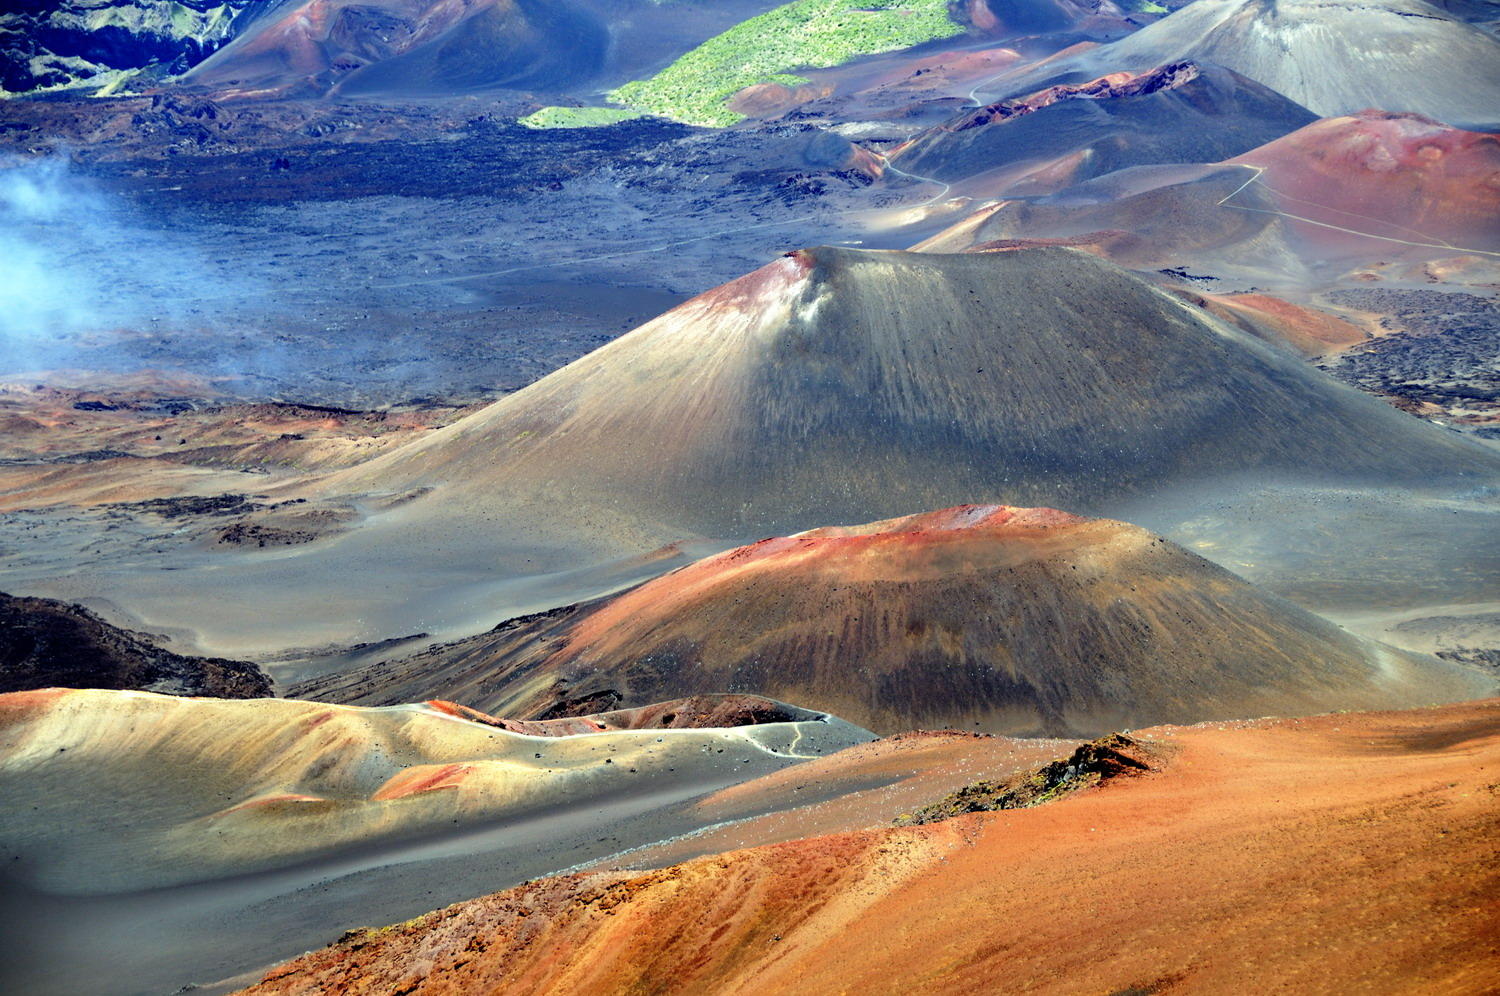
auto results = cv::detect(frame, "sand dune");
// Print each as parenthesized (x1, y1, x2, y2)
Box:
(0, 688, 868, 895)
(239, 698, 1500, 995)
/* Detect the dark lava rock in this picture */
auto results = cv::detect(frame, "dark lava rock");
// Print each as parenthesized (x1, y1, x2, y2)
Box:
(0, 592, 272, 698)
(1320, 289, 1500, 415)
(113, 493, 259, 518)
(893, 733, 1156, 825)
(1436, 647, 1500, 675)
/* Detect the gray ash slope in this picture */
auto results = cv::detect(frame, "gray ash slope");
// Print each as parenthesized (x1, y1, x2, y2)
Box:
(346, 245, 1496, 538)
(14, 246, 1498, 656)
(914, 164, 1307, 282)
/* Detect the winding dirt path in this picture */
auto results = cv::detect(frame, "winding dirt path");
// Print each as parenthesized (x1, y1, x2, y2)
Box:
(240, 699, 1500, 995)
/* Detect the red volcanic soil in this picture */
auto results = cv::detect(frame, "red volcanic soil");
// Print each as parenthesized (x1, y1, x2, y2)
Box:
(1180, 291, 1370, 357)
(297, 503, 1491, 736)
(537, 506, 1489, 732)
(241, 699, 1500, 996)
(183, 0, 611, 97)
(621, 729, 1079, 869)
(1229, 110, 1500, 252)
(184, 0, 516, 93)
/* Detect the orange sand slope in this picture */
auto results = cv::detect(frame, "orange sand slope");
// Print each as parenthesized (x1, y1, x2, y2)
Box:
(243, 699, 1500, 995)
(1230, 110, 1500, 252)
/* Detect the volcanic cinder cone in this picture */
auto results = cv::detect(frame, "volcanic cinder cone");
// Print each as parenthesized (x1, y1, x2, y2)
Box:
(47, 245, 1498, 655)
(341, 245, 1492, 539)
(301, 505, 1493, 736)
(891, 62, 1316, 187)
(1229, 110, 1500, 253)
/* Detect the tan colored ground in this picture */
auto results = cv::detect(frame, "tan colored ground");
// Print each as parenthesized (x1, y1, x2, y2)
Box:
(0, 382, 468, 511)
(242, 699, 1500, 995)
(1191, 291, 1369, 357)
(0, 688, 867, 894)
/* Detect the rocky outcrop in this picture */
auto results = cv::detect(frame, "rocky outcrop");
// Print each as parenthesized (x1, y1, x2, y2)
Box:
(0, 591, 271, 697)
(893, 733, 1155, 824)
(0, 0, 269, 96)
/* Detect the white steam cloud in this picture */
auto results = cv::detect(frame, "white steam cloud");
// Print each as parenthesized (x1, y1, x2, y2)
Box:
(0, 155, 247, 378)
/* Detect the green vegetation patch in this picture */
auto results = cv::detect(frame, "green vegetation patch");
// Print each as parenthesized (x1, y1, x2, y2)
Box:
(609, 0, 965, 127)
(519, 106, 648, 130)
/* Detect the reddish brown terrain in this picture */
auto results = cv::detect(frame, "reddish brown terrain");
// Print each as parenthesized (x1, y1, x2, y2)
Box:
(295, 504, 1491, 735)
(1179, 291, 1371, 357)
(3, 1, 1498, 993)
(1229, 110, 1500, 253)
(241, 698, 1500, 996)
(0, 382, 470, 511)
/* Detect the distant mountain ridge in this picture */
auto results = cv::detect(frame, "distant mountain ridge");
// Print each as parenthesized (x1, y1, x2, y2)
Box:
(891, 61, 1317, 188)
(1019, 0, 1500, 129)
(0, 0, 272, 96)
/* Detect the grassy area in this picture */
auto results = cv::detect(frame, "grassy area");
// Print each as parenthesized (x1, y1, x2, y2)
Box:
(519, 106, 647, 129)
(607, 0, 964, 127)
